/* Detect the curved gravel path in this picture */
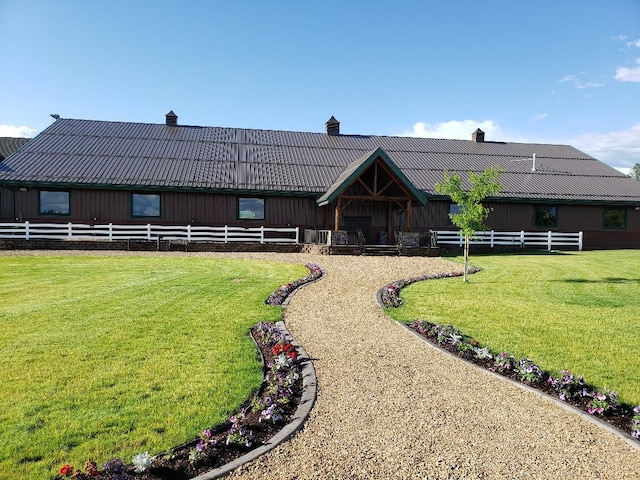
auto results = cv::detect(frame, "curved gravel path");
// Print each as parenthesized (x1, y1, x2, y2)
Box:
(4, 251, 639, 478)
(219, 253, 640, 480)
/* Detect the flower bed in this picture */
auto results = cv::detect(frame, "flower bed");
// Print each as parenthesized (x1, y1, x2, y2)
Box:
(265, 262, 324, 306)
(407, 319, 640, 442)
(379, 268, 479, 308)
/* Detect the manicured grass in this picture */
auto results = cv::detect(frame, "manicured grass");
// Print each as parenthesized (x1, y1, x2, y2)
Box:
(388, 251, 640, 406)
(0, 255, 307, 479)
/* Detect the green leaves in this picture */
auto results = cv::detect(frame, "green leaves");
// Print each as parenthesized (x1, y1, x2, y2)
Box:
(435, 166, 503, 236)
(435, 166, 503, 281)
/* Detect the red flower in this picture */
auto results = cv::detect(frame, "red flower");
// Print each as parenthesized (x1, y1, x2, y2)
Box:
(59, 464, 74, 476)
(272, 343, 298, 359)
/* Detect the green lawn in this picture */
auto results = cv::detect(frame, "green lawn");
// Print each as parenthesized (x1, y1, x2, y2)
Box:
(0, 255, 307, 479)
(387, 250, 640, 406)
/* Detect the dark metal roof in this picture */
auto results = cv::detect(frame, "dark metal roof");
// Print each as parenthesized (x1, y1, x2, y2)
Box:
(0, 137, 31, 161)
(1, 118, 639, 204)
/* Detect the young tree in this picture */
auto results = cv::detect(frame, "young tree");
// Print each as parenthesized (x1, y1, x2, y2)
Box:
(435, 166, 503, 282)
(630, 163, 640, 181)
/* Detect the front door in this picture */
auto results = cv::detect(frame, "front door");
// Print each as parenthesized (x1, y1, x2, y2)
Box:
(343, 215, 371, 244)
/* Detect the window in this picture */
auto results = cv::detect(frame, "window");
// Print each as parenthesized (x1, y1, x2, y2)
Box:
(39, 191, 70, 215)
(448, 203, 461, 225)
(603, 207, 626, 229)
(534, 205, 557, 227)
(132, 193, 160, 217)
(238, 197, 265, 220)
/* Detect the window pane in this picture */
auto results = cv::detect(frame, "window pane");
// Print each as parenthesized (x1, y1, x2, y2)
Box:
(603, 207, 625, 228)
(239, 198, 265, 220)
(534, 205, 557, 227)
(448, 204, 460, 225)
(132, 194, 160, 217)
(40, 191, 70, 215)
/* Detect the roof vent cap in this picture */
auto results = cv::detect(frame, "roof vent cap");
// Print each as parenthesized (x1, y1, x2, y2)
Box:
(325, 116, 340, 136)
(472, 128, 485, 143)
(166, 110, 178, 126)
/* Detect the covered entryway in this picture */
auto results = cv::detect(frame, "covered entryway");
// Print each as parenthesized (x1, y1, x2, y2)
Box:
(343, 215, 372, 244)
(316, 147, 427, 248)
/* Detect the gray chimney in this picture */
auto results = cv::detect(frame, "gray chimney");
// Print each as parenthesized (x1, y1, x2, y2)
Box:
(166, 110, 178, 126)
(325, 116, 340, 136)
(472, 128, 485, 143)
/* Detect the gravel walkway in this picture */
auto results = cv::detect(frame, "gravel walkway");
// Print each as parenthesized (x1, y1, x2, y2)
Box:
(4, 251, 639, 478)
(219, 253, 640, 480)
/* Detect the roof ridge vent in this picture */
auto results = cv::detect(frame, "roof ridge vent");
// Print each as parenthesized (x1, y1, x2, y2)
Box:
(472, 128, 485, 143)
(325, 116, 340, 136)
(166, 110, 178, 126)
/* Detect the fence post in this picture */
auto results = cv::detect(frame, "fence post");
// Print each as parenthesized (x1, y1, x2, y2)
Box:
(578, 231, 583, 251)
(295, 226, 299, 244)
(547, 231, 552, 251)
(224, 225, 228, 243)
(25, 221, 30, 240)
(68, 222, 73, 239)
(187, 224, 191, 242)
(260, 226, 265, 244)
(108, 223, 113, 241)
(520, 231, 525, 248)
(490, 230, 495, 248)
(147, 224, 152, 241)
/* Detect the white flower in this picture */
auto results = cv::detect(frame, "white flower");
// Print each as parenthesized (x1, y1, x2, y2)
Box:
(274, 353, 291, 369)
(132, 451, 154, 473)
(473, 346, 493, 360)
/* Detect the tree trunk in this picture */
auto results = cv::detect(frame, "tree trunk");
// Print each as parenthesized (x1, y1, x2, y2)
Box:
(463, 234, 470, 282)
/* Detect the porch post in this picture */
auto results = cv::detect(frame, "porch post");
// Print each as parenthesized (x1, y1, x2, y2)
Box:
(406, 200, 413, 231)
(334, 197, 341, 230)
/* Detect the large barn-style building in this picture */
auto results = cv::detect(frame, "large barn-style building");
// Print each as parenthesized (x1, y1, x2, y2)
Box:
(1, 112, 639, 250)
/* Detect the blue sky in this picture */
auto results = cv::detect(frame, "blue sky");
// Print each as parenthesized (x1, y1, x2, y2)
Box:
(1, 1, 639, 172)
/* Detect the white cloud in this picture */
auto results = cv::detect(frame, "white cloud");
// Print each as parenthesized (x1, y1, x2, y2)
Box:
(401, 119, 503, 140)
(532, 113, 548, 121)
(627, 38, 640, 48)
(568, 123, 640, 170)
(560, 75, 605, 89)
(0, 124, 38, 138)
(614, 58, 640, 82)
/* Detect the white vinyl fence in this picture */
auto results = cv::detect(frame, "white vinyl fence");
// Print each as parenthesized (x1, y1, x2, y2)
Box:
(0, 222, 299, 244)
(432, 230, 583, 251)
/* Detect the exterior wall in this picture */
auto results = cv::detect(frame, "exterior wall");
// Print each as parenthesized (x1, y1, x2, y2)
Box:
(0, 187, 321, 229)
(409, 200, 640, 249)
(2, 186, 639, 249)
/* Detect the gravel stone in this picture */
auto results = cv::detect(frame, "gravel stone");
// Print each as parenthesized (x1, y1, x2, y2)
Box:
(4, 250, 639, 479)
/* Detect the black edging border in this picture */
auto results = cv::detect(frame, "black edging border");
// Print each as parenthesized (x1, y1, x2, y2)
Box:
(376, 278, 640, 453)
(190, 267, 324, 479)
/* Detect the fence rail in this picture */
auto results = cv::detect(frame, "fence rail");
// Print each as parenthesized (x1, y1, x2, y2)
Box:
(0, 222, 300, 244)
(432, 230, 583, 251)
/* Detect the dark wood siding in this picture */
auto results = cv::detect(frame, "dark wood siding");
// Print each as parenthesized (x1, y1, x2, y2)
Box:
(1, 187, 321, 229)
(2, 186, 639, 248)
(409, 200, 640, 249)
